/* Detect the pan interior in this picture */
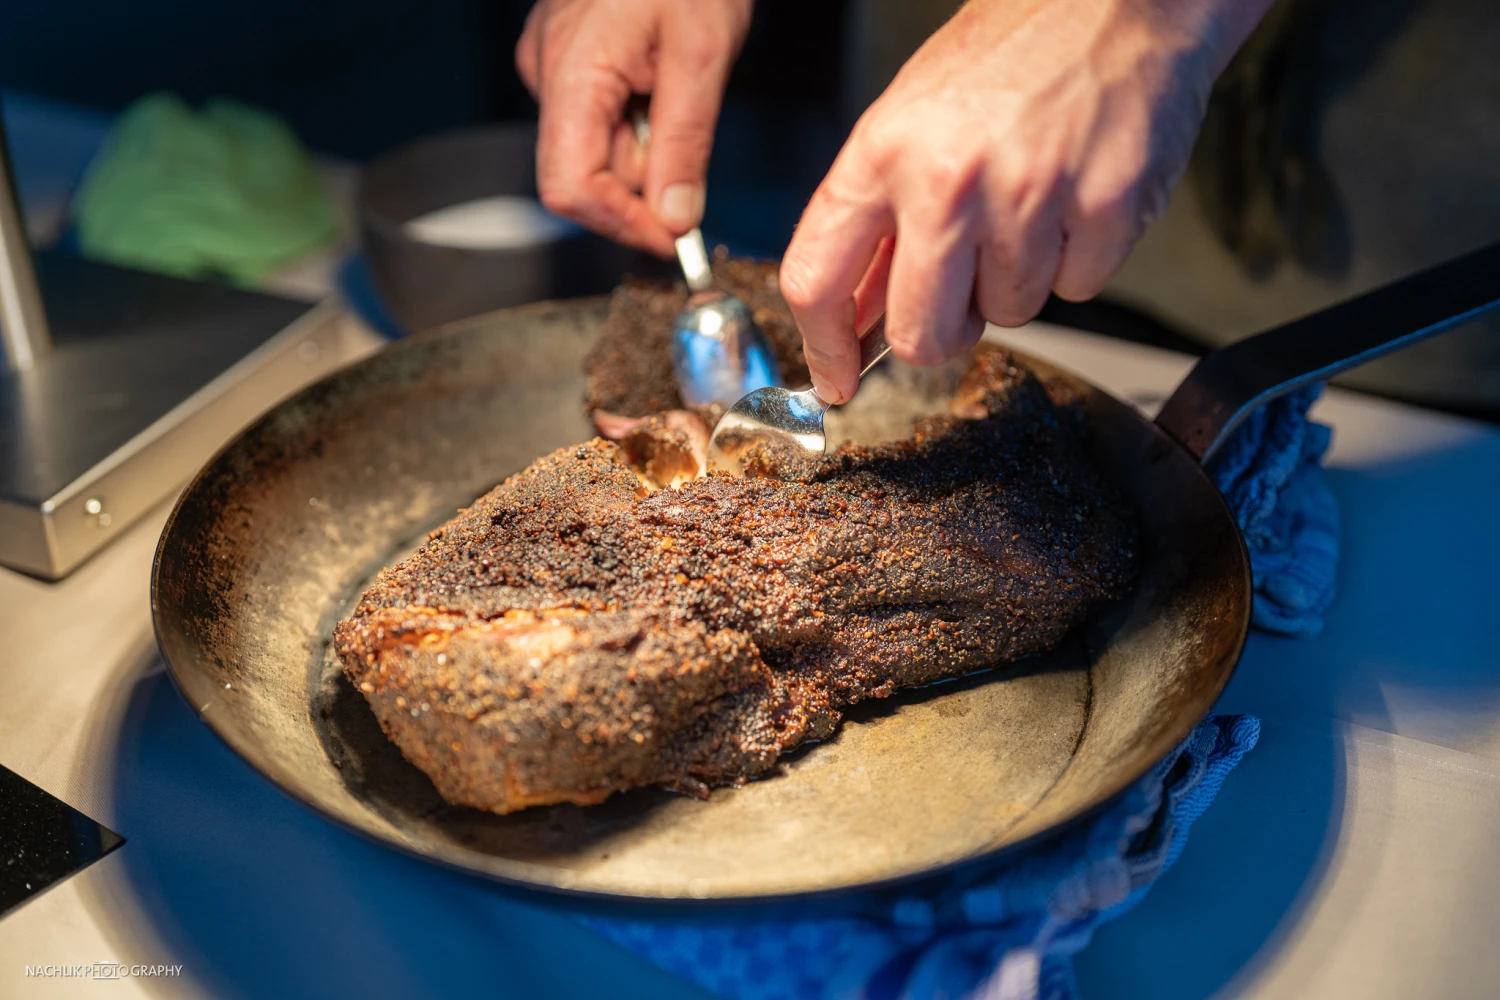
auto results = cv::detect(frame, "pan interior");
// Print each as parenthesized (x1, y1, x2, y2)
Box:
(152, 300, 1249, 900)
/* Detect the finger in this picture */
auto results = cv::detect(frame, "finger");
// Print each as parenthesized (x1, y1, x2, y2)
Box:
(1051, 178, 1146, 302)
(852, 236, 895, 335)
(644, 20, 740, 234)
(780, 171, 894, 404)
(515, 3, 544, 96)
(608, 121, 646, 193)
(976, 204, 1064, 328)
(536, 63, 676, 256)
(885, 214, 983, 368)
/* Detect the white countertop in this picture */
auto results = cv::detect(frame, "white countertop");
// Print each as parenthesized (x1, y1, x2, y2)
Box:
(0, 320, 1497, 999)
(996, 326, 1500, 1000)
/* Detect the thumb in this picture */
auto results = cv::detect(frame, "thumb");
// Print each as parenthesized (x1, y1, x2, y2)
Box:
(644, 22, 738, 234)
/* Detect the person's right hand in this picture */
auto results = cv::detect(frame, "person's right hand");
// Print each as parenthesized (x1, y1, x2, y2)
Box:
(516, 0, 753, 257)
(778, 0, 1271, 405)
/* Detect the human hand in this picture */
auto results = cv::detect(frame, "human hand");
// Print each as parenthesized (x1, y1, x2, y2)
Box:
(780, 0, 1274, 403)
(516, 0, 754, 257)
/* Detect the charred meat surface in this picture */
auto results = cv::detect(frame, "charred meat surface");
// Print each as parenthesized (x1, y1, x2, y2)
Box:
(334, 346, 1139, 814)
(584, 256, 808, 423)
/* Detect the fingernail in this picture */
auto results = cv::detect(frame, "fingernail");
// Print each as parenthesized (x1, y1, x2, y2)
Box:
(658, 183, 705, 230)
(811, 373, 846, 406)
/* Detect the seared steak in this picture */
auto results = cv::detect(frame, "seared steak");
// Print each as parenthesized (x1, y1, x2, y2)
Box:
(334, 347, 1138, 814)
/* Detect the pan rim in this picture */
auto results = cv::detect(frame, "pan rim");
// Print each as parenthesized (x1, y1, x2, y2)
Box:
(149, 302, 1253, 906)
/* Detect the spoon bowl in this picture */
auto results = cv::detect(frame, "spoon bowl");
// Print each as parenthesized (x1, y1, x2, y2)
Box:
(672, 286, 782, 409)
(706, 385, 828, 474)
(708, 318, 890, 475)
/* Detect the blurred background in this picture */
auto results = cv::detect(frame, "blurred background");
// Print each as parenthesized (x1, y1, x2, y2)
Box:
(4, 0, 1500, 413)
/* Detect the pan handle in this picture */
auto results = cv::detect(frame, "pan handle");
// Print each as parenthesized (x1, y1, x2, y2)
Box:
(1154, 241, 1500, 464)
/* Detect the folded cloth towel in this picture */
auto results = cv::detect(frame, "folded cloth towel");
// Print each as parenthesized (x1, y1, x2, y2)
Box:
(1207, 383, 1339, 637)
(581, 387, 1335, 999)
(584, 715, 1259, 1000)
(71, 93, 341, 286)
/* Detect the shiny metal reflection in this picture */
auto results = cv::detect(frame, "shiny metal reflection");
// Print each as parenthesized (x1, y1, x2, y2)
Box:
(0, 117, 51, 371)
(670, 289, 781, 409)
(708, 318, 890, 475)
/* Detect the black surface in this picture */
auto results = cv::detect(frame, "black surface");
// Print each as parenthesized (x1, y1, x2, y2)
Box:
(0, 0, 509, 160)
(0, 0, 850, 165)
(0, 251, 313, 505)
(0, 763, 123, 919)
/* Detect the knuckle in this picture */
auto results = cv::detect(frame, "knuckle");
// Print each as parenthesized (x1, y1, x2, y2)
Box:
(541, 35, 570, 71)
(886, 325, 944, 366)
(653, 123, 714, 162)
(1099, 195, 1139, 238)
(777, 253, 827, 313)
(799, 338, 842, 371)
(901, 340, 950, 367)
(1075, 172, 1143, 236)
(714, 0, 754, 30)
(670, 10, 735, 70)
(921, 145, 984, 211)
(979, 295, 1025, 327)
(536, 177, 583, 219)
(981, 233, 1022, 275)
(991, 156, 1062, 222)
(680, 37, 723, 75)
(882, 108, 982, 193)
(848, 108, 904, 176)
(981, 297, 1040, 329)
(978, 295, 1026, 329)
(1017, 283, 1051, 320)
(1052, 268, 1107, 303)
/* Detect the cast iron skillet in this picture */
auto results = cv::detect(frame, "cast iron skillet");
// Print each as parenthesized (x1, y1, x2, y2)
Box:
(151, 244, 1500, 903)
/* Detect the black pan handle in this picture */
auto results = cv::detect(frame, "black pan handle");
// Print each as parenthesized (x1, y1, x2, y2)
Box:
(1155, 242, 1500, 464)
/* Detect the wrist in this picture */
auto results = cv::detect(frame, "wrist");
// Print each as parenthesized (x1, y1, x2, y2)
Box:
(1154, 0, 1279, 75)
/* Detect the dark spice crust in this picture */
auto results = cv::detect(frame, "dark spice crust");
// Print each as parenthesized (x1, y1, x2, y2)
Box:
(334, 346, 1139, 814)
(583, 256, 809, 419)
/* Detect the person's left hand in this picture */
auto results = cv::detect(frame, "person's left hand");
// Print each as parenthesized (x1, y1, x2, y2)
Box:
(515, 0, 753, 257)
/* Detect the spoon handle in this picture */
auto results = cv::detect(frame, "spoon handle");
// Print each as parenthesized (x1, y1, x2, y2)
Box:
(857, 316, 891, 377)
(628, 98, 713, 293)
(674, 230, 714, 292)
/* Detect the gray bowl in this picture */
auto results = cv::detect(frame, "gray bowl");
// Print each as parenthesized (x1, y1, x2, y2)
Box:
(357, 124, 664, 334)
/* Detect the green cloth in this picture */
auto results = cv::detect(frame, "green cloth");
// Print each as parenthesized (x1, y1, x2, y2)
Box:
(73, 93, 341, 285)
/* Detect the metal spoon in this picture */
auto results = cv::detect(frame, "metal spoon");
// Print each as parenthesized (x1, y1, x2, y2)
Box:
(707, 318, 891, 476)
(627, 101, 781, 407)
